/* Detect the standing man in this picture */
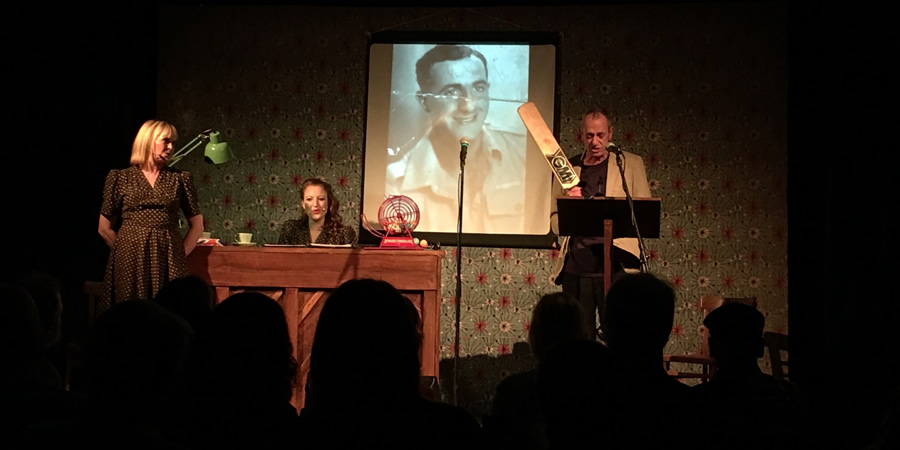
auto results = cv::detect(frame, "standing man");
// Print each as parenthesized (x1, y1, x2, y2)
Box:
(550, 110, 651, 336)
(386, 44, 527, 234)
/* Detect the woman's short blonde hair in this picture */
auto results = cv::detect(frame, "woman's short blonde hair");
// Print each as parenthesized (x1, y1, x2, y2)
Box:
(130, 120, 178, 166)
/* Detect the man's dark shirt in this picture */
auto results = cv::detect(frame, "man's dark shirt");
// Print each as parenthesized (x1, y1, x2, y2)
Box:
(564, 155, 611, 277)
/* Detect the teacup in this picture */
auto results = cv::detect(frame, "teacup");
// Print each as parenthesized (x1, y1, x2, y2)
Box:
(200, 232, 212, 239)
(237, 233, 253, 243)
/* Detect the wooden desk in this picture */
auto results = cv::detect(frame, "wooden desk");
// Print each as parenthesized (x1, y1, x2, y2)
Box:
(187, 246, 445, 409)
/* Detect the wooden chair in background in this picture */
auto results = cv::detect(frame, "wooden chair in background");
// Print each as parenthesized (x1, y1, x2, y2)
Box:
(663, 295, 758, 383)
(764, 331, 790, 381)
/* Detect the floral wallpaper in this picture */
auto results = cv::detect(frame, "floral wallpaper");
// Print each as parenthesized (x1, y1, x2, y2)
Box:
(158, 3, 787, 418)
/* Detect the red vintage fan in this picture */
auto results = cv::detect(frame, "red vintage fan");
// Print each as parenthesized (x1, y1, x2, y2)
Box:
(361, 195, 421, 249)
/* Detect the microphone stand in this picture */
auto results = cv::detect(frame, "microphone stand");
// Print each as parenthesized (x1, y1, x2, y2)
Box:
(612, 149, 650, 273)
(452, 140, 468, 406)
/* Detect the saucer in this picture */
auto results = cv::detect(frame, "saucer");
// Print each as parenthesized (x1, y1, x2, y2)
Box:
(234, 241, 256, 246)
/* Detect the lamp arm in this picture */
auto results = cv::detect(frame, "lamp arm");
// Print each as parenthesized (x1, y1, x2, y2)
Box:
(167, 129, 213, 167)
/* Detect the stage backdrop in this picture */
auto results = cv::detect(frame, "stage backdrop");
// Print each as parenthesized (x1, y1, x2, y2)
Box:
(156, 3, 787, 418)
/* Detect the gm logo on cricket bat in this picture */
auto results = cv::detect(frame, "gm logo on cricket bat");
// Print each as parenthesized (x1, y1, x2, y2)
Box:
(548, 149, 577, 184)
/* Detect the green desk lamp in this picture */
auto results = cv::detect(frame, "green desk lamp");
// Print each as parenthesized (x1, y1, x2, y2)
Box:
(168, 129, 233, 167)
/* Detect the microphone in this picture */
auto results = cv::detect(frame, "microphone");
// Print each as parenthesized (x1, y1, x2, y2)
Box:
(606, 142, 623, 156)
(460, 137, 469, 164)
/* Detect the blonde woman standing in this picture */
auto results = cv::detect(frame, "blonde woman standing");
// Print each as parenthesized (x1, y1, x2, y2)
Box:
(97, 120, 203, 306)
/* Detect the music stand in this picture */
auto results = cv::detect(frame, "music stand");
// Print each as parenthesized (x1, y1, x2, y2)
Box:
(557, 196, 661, 294)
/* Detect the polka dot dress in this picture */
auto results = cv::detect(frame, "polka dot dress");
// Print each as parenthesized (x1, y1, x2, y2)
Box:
(277, 219, 357, 246)
(100, 166, 201, 309)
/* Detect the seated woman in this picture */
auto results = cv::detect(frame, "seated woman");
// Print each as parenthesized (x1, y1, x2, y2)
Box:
(277, 179, 357, 246)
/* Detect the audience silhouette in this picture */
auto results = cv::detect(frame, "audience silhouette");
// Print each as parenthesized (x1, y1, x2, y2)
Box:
(153, 275, 215, 338)
(10, 272, 66, 390)
(18, 271, 65, 351)
(174, 291, 299, 449)
(1, 283, 50, 385)
(9, 268, 886, 450)
(693, 302, 814, 450)
(487, 292, 593, 450)
(2, 282, 85, 447)
(297, 278, 483, 449)
(25, 298, 192, 449)
(600, 272, 691, 450)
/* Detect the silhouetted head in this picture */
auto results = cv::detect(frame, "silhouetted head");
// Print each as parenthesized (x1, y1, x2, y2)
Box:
(84, 300, 191, 415)
(17, 272, 63, 349)
(203, 292, 298, 405)
(704, 302, 766, 365)
(153, 275, 215, 336)
(309, 278, 422, 408)
(602, 273, 676, 355)
(529, 292, 593, 361)
(0, 282, 43, 364)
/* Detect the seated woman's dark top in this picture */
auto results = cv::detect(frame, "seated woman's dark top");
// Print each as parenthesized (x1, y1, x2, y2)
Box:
(277, 219, 357, 246)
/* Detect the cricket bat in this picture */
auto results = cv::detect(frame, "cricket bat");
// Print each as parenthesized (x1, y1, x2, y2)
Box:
(517, 101, 580, 190)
